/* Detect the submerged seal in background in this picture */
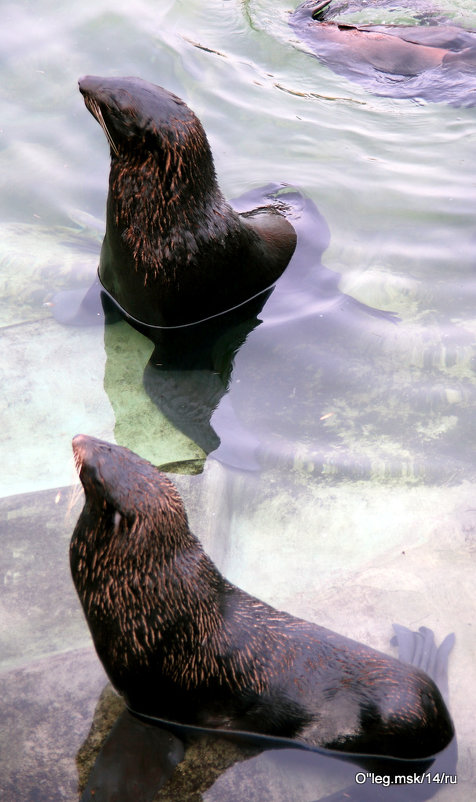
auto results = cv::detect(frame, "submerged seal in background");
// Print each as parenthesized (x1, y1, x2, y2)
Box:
(60, 75, 296, 328)
(70, 434, 454, 768)
(290, 0, 476, 105)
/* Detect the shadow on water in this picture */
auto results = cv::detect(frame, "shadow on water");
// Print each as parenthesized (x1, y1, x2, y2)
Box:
(290, 0, 476, 107)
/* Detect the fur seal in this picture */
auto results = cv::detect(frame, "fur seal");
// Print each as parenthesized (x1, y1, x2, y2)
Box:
(73, 75, 296, 328)
(290, 1, 476, 104)
(70, 434, 454, 763)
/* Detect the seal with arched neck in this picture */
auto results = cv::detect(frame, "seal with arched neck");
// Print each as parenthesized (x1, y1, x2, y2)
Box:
(76, 75, 296, 327)
(70, 434, 454, 764)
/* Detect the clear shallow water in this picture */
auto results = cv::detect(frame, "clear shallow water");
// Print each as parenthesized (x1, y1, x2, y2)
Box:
(1, 0, 475, 799)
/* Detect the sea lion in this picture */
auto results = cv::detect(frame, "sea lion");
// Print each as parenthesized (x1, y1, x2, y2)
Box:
(80, 709, 184, 802)
(137, 186, 337, 467)
(70, 434, 454, 765)
(70, 75, 296, 328)
(53, 76, 399, 468)
(290, 1, 476, 104)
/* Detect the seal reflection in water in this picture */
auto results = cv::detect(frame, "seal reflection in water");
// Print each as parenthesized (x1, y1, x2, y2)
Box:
(290, 0, 476, 106)
(71, 434, 454, 766)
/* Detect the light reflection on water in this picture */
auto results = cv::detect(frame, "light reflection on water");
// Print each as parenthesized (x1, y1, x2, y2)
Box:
(1, 0, 475, 799)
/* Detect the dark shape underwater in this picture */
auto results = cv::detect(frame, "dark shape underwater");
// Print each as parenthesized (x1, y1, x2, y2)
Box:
(290, 0, 476, 106)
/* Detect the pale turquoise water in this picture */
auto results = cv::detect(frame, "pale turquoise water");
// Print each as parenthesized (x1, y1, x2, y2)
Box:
(1, 1, 475, 799)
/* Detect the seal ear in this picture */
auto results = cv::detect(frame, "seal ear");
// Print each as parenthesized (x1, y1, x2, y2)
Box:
(107, 503, 140, 535)
(103, 486, 140, 527)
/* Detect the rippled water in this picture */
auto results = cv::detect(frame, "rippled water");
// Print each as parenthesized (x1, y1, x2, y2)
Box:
(1, 1, 475, 800)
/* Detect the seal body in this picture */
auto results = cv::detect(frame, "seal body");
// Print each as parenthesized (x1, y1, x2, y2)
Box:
(290, 1, 476, 104)
(70, 435, 454, 760)
(78, 76, 296, 327)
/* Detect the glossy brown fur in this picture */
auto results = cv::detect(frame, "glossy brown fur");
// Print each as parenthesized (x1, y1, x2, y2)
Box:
(78, 76, 296, 327)
(70, 435, 454, 761)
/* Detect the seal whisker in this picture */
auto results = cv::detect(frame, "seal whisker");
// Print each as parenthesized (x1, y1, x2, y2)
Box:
(85, 95, 119, 156)
(66, 483, 84, 517)
(95, 107, 120, 157)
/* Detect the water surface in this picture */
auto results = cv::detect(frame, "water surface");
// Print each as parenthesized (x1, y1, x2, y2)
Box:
(1, 1, 475, 799)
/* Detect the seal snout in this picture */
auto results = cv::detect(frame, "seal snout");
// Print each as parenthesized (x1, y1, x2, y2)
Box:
(78, 77, 122, 157)
(72, 434, 114, 502)
(77, 76, 106, 110)
(72, 432, 91, 453)
(78, 75, 100, 97)
(72, 433, 106, 473)
(72, 433, 93, 472)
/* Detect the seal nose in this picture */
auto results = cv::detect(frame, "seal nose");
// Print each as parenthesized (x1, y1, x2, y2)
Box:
(72, 434, 111, 467)
(72, 434, 103, 469)
(72, 433, 90, 458)
(78, 75, 101, 96)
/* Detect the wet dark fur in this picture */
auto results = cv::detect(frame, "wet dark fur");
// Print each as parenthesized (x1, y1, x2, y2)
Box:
(78, 76, 296, 327)
(70, 435, 454, 760)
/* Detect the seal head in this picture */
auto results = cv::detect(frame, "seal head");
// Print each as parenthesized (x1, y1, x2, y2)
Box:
(71, 435, 454, 761)
(78, 76, 297, 327)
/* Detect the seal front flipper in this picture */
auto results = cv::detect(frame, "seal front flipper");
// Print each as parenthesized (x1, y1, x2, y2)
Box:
(81, 710, 184, 802)
(70, 435, 454, 772)
(51, 278, 122, 326)
(51, 279, 104, 326)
